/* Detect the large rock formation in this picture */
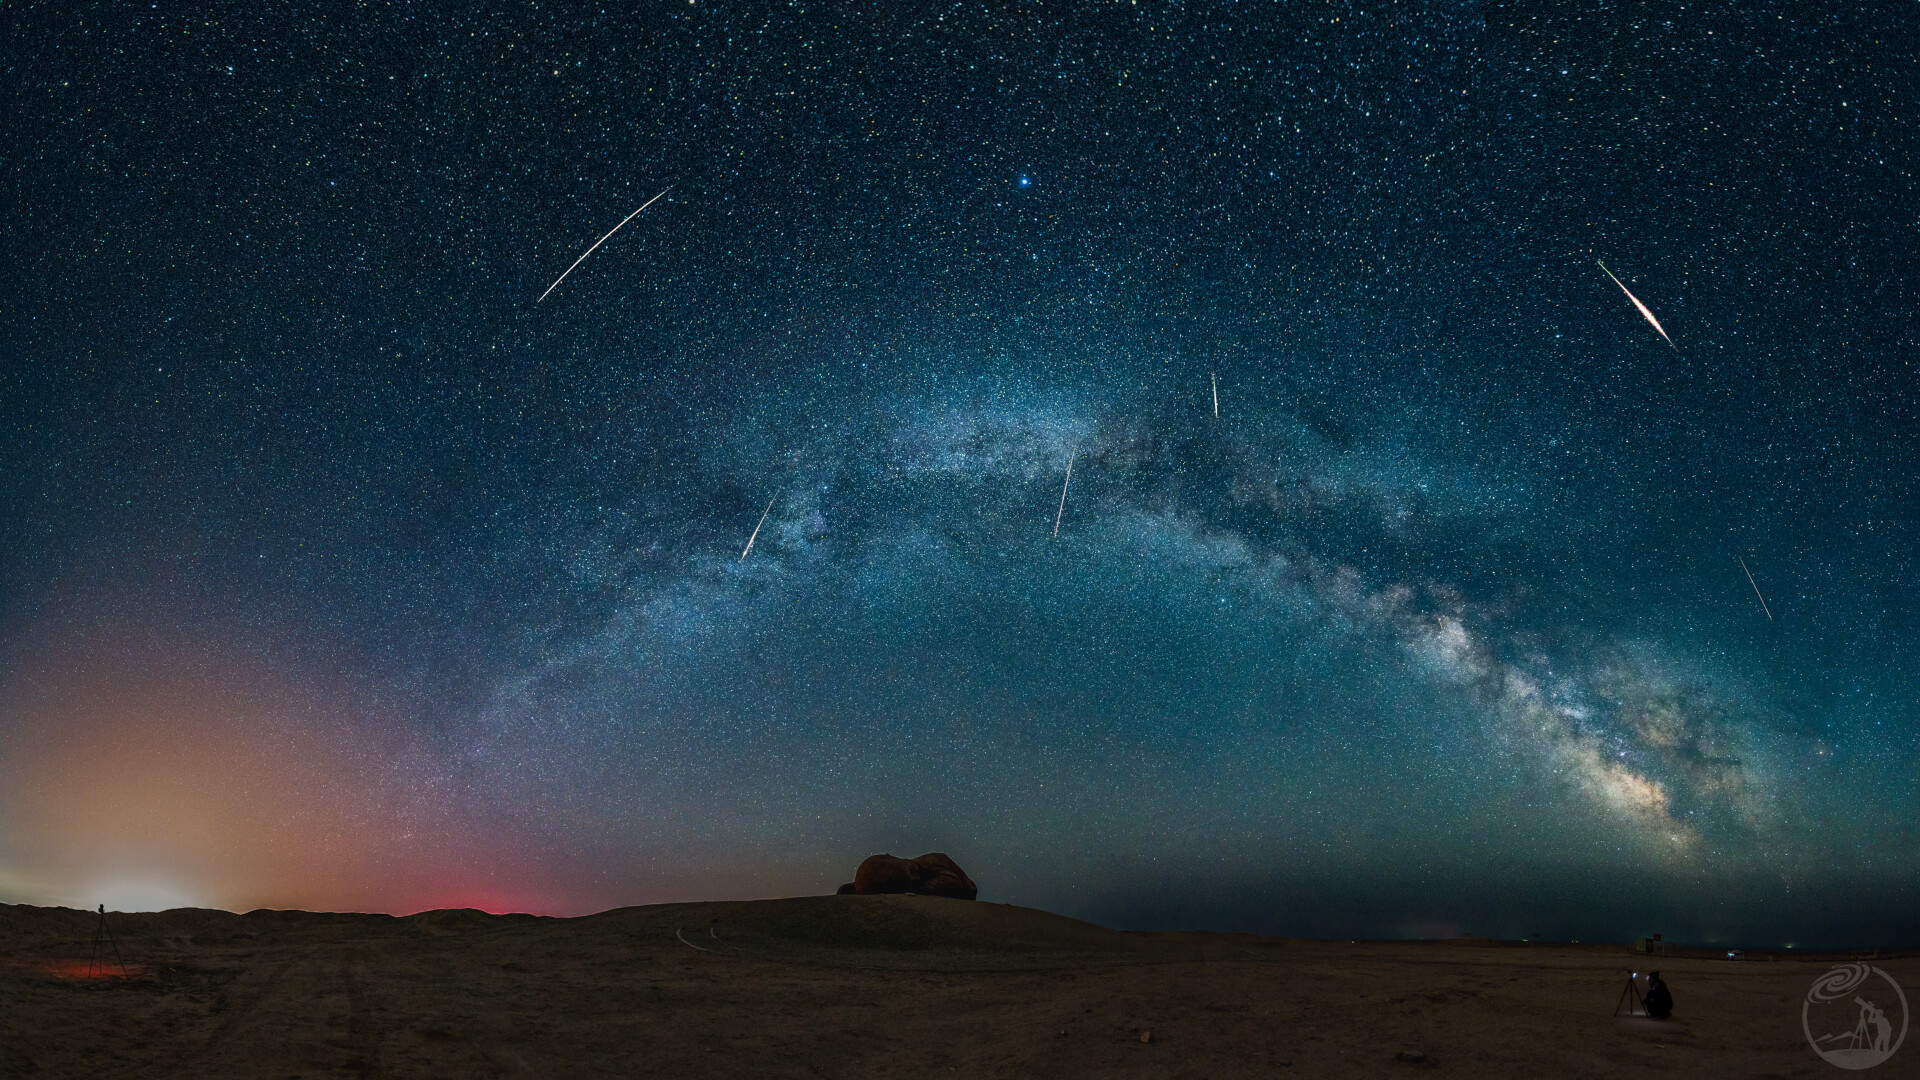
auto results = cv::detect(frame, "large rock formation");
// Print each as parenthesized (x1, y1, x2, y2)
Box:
(835, 852, 978, 900)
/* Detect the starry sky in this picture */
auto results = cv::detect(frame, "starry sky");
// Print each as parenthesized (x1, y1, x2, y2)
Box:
(3, 1, 1917, 946)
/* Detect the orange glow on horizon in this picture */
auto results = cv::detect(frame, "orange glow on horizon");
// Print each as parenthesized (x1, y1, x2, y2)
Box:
(0, 620, 475, 914)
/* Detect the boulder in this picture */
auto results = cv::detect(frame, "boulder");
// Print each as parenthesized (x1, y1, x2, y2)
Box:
(836, 852, 978, 900)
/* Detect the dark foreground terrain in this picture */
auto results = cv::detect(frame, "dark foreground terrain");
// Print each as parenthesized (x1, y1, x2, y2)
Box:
(2, 896, 1912, 1077)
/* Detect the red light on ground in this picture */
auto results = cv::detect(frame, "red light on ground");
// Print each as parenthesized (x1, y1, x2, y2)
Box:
(24, 959, 149, 981)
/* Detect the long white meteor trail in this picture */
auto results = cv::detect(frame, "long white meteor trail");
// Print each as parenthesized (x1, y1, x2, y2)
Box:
(1598, 260, 1676, 349)
(1737, 555, 1773, 622)
(741, 495, 776, 562)
(537, 186, 672, 303)
(1211, 371, 1219, 418)
(1053, 450, 1075, 539)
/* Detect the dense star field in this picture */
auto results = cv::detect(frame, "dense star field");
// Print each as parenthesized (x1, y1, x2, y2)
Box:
(3, 2, 1916, 946)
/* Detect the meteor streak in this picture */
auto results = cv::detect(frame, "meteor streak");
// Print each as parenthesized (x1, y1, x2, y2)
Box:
(1211, 371, 1219, 418)
(1598, 261, 1676, 349)
(537, 186, 672, 303)
(741, 495, 776, 562)
(1053, 450, 1075, 539)
(1737, 555, 1773, 622)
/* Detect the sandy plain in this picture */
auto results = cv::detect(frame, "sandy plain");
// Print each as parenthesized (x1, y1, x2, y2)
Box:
(2, 895, 1914, 1078)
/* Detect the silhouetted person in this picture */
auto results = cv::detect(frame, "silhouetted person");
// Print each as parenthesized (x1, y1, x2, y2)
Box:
(1860, 997, 1892, 1052)
(1644, 971, 1673, 1019)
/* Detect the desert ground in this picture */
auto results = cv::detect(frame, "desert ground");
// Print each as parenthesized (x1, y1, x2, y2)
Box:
(2, 896, 1913, 1078)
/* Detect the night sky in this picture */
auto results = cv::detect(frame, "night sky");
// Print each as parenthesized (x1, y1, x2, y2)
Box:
(4, 2, 1918, 946)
